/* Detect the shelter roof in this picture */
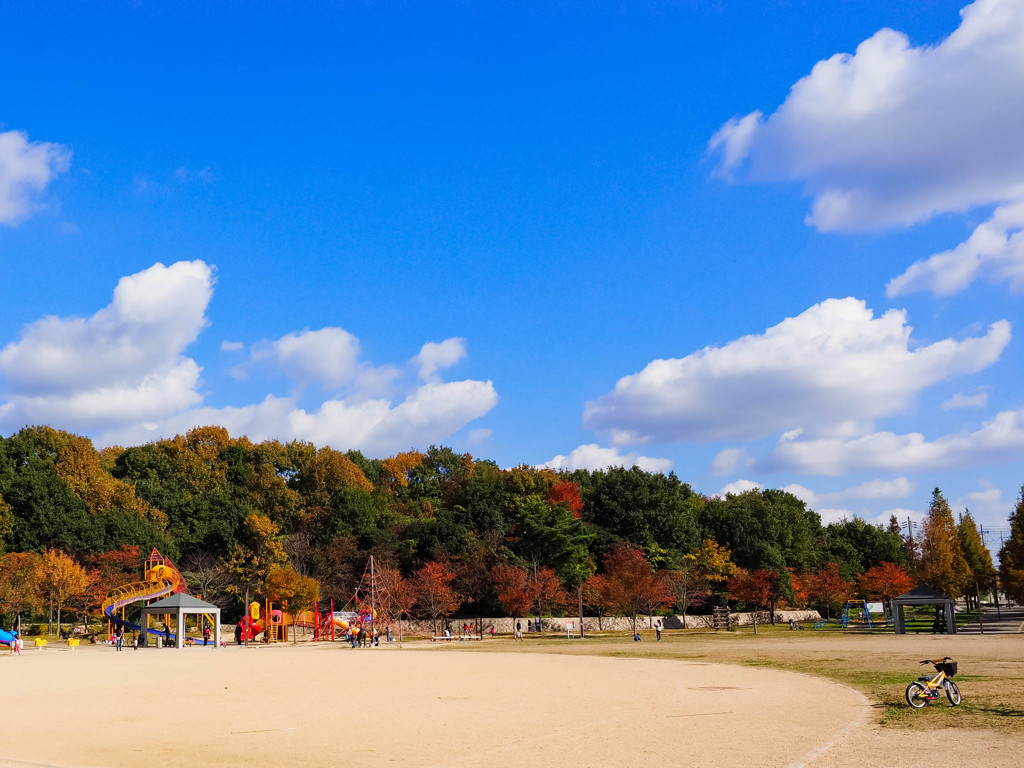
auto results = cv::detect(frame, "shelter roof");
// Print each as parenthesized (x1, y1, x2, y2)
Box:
(141, 593, 220, 613)
(893, 585, 952, 602)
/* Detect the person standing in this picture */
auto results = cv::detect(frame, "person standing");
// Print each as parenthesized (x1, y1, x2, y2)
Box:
(115, 626, 124, 651)
(655, 620, 662, 641)
(203, 625, 211, 647)
(515, 620, 522, 640)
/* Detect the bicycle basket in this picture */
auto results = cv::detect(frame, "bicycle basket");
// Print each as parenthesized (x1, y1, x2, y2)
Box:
(937, 661, 957, 677)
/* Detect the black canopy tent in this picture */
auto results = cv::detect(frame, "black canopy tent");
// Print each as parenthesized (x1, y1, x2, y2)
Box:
(140, 593, 221, 648)
(892, 585, 956, 635)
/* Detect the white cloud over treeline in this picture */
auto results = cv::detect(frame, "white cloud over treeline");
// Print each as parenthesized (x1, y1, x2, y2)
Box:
(584, 297, 1009, 445)
(0, 261, 497, 456)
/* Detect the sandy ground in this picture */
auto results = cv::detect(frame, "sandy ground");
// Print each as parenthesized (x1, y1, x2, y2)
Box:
(0, 630, 1020, 768)
(0, 641, 865, 768)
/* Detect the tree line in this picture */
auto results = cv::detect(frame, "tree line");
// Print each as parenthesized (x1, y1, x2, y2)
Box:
(0, 424, 1022, 633)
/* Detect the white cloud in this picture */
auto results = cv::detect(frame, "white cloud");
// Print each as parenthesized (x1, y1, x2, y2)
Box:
(717, 479, 761, 496)
(98, 379, 498, 457)
(709, 0, 1024, 232)
(220, 341, 244, 352)
(542, 444, 673, 474)
(0, 260, 212, 431)
(413, 338, 467, 382)
(0, 261, 499, 456)
(584, 297, 1010, 444)
(782, 477, 915, 509)
(764, 405, 1024, 475)
(888, 201, 1024, 296)
(941, 390, 989, 410)
(251, 327, 363, 389)
(953, 480, 1006, 519)
(709, 447, 754, 476)
(0, 129, 71, 225)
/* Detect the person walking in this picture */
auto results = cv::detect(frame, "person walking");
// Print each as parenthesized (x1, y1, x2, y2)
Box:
(203, 624, 211, 647)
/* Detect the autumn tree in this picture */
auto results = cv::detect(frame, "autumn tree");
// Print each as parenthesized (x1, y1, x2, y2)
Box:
(958, 509, 996, 612)
(411, 561, 461, 634)
(528, 567, 567, 627)
(225, 514, 288, 642)
(38, 549, 89, 635)
(804, 562, 850, 620)
(857, 562, 913, 616)
(918, 489, 971, 599)
(265, 566, 320, 642)
(0, 551, 42, 630)
(375, 565, 416, 642)
(493, 563, 533, 631)
(582, 573, 611, 629)
(79, 545, 142, 616)
(672, 539, 736, 620)
(599, 543, 672, 634)
(999, 486, 1024, 605)
(547, 480, 584, 519)
(728, 568, 774, 633)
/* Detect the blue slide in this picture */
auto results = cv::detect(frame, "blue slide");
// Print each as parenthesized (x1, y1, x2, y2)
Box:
(0, 627, 17, 645)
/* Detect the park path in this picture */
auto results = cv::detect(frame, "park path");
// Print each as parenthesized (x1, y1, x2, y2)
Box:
(958, 604, 1024, 634)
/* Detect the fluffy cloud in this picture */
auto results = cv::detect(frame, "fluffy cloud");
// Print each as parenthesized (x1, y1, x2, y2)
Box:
(0, 261, 212, 430)
(0, 261, 499, 456)
(413, 338, 467, 382)
(584, 297, 1010, 444)
(888, 201, 1024, 296)
(248, 327, 365, 389)
(709, 447, 754, 476)
(102, 378, 499, 457)
(763, 405, 1024, 474)
(709, 0, 1024, 232)
(0, 129, 71, 225)
(542, 444, 673, 474)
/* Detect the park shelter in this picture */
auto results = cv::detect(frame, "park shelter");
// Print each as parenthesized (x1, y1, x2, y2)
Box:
(140, 593, 221, 648)
(892, 585, 956, 635)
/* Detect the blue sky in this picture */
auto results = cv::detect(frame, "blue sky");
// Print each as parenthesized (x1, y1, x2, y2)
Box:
(1, 0, 1022, 546)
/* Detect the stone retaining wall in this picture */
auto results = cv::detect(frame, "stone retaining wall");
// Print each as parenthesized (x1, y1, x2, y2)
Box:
(392, 610, 822, 636)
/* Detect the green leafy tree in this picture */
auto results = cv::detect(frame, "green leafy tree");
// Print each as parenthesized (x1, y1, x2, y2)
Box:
(999, 486, 1024, 605)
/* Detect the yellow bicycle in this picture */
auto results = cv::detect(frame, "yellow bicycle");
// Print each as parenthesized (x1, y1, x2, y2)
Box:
(905, 657, 961, 708)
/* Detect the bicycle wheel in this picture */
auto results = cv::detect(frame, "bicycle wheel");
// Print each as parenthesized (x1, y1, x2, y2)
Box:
(906, 681, 929, 708)
(945, 680, 962, 706)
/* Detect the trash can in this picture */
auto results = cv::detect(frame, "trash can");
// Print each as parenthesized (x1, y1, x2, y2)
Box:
(154, 636, 163, 649)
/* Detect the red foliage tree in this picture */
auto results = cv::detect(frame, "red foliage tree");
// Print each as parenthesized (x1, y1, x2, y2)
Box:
(492, 563, 533, 629)
(528, 567, 567, 626)
(857, 562, 914, 615)
(547, 480, 584, 519)
(599, 543, 672, 634)
(375, 566, 416, 642)
(728, 568, 775, 632)
(805, 562, 851, 620)
(410, 561, 461, 634)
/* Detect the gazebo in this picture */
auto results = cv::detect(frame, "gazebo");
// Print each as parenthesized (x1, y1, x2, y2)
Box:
(892, 585, 956, 635)
(140, 593, 221, 649)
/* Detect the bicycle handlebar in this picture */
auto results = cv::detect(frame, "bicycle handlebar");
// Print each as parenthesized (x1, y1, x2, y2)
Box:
(919, 657, 951, 665)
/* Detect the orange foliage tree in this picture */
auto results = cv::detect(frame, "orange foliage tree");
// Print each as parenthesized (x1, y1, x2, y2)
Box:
(804, 562, 851, 619)
(493, 563, 534, 629)
(598, 543, 672, 634)
(547, 480, 584, 519)
(857, 562, 913, 615)
(410, 561, 461, 634)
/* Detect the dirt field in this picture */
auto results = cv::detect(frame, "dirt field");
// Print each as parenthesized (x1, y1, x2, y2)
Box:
(0, 628, 1020, 767)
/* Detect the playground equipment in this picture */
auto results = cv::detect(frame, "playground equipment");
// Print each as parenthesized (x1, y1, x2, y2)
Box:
(0, 627, 18, 647)
(840, 600, 890, 629)
(101, 548, 193, 645)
